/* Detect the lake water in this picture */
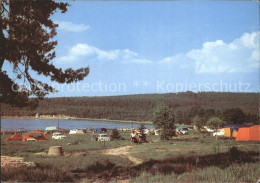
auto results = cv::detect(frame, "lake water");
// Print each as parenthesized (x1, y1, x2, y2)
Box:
(1, 119, 153, 130)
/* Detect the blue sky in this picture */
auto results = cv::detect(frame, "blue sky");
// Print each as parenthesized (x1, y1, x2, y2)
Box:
(3, 1, 260, 97)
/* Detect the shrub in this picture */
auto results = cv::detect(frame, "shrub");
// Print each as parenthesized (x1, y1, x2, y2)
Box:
(87, 160, 115, 173)
(110, 129, 121, 140)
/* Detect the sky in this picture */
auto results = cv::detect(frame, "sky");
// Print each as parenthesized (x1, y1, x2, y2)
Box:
(3, 1, 260, 97)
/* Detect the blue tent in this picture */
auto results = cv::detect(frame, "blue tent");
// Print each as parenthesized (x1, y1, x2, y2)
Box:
(224, 124, 253, 131)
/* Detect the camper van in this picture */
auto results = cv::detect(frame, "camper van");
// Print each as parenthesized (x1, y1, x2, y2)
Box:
(52, 132, 66, 139)
(97, 133, 110, 141)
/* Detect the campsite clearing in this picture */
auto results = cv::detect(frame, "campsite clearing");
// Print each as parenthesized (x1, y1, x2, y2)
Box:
(1, 130, 259, 182)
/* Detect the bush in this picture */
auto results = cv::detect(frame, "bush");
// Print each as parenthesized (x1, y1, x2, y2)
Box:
(110, 129, 121, 140)
(87, 160, 115, 173)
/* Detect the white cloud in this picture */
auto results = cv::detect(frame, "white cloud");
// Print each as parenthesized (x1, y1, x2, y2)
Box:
(56, 31, 259, 74)
(96, 49, 120, 60)
(56, 43, 152, 64)
(158, 53, 193, 70)
(186, 31, 259, 73)
(159, 54, 185, 64)
(55, 21, 90, 32)
(251, 50, 259, 60)
(70, 44, 97, 56)
(240, 32, 259, 48)
(122, 49, 139, 59)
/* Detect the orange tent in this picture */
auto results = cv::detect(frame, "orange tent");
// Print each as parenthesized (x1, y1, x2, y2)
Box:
(224, 128, 231, 138)
(232, 130, 238, 138)
(235, 125, 260, 141)
(22, 130, 49, 141)
(224, 124, 253, 138)
(224, 128, 238, 138)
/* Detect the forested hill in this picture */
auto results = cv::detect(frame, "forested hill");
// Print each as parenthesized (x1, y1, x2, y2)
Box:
(1, 92, 259, 124)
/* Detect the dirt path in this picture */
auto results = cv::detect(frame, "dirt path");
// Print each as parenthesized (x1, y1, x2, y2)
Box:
(105, 146, 143, 165)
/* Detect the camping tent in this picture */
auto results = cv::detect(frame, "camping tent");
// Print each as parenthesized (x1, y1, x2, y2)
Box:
(224, 128, 232, 138)
(224, 124, 252, 138)
(235, 125, 260, 141)
(69, 129, 85, 134)
(22, 130, 49, 141)
(76, 130, 85, 134)
(45, 126, 57, 131)
(232, 130, 238, 138)
(44, 126, 57, 134)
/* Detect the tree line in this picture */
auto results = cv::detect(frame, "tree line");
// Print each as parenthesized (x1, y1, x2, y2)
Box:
(1, 92, 259, 125)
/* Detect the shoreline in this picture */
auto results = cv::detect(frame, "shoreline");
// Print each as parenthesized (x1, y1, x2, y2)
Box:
(1, 116, 153, 125)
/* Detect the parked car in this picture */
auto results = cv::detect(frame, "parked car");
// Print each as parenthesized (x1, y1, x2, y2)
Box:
(52, 132, 66, 140)
(213, 129, 225, 137)
(5, 134, 23, 141)
(97, 133, 110, 141)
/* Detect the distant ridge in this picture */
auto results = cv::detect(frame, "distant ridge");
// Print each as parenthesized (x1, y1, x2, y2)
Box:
(1, 92, 259, 124)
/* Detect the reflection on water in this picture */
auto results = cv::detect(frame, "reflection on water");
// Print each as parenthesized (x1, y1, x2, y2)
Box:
(1, 119, 153, 130)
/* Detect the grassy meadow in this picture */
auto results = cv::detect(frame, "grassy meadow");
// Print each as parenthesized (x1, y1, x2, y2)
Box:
(1, 130, 260, 182)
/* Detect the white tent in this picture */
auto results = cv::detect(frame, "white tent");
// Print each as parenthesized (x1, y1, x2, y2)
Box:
(69, 129, 85, 134)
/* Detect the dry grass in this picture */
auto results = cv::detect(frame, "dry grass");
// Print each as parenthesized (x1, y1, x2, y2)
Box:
(1, 130, 260, 182)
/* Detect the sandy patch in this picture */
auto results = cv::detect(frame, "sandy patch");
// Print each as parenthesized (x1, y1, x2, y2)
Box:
(106, 146, 143, 165)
